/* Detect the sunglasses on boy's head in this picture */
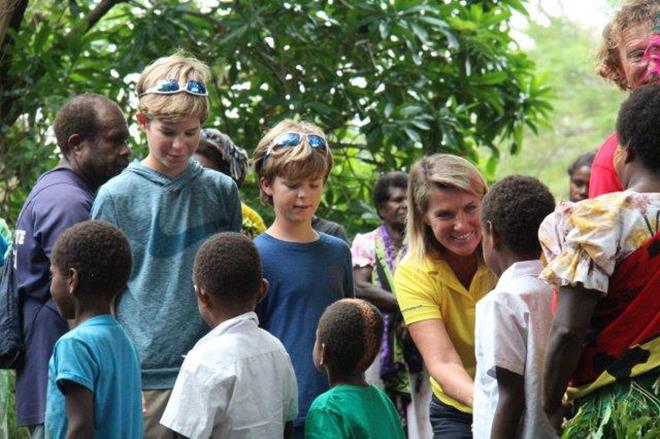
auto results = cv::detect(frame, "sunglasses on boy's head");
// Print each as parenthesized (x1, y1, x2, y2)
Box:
(139, 79, 208, 97)
(262, 132, 328, 165)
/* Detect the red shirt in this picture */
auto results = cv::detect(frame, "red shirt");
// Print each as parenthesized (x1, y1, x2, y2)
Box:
(589, 133, 623, 198)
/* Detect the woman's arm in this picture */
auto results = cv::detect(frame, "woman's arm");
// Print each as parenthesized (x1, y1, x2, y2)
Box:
(542, 285, 600, 427)
(408, 319, 474, 407)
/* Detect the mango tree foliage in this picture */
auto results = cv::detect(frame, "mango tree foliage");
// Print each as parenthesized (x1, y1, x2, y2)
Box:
(0, 0, 551, 235)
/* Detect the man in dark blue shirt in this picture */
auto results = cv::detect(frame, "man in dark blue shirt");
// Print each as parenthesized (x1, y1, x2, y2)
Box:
(13, 94, 130, 437)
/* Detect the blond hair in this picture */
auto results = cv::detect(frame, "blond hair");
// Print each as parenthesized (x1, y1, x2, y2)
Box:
(596, 0, 660, 90)
(253, 119, 333, 205)
(137, 51, 211, 122)
(406, 154, 487, 262)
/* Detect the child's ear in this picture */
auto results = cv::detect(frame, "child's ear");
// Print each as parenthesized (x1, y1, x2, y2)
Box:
(319, 343, 329, 367)
(194, 285, 211, 307)
(259, 177, 273, 196)
(484, 220, 501, 249)
(136, 112, 148, 129)
(622, 144, 635, 164)
(67, 268, 79, 296)
(256, 279, 269, 304)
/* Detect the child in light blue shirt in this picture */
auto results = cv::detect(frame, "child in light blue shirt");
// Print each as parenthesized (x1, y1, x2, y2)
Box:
(45, 220, 142, 438)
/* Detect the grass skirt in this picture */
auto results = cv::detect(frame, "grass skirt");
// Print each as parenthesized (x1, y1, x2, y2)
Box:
(562, 368, 659, 438)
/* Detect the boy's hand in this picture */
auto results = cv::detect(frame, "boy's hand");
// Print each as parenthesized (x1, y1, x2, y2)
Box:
(142, 391, 148, 414)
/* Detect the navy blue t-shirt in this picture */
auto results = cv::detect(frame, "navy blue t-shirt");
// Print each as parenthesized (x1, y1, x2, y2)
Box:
(14, 168, 94, 426)
(254, 232, 354, 429)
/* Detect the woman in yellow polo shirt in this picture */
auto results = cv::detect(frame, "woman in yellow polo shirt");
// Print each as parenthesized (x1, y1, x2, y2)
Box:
(394, 154, 496, 438)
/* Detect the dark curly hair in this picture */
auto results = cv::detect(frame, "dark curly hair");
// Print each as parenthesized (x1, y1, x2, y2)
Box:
(373, 171, 408, 207)
(51, 220, 132, 298)
(317, 299, 383, 376)
(481, 176, 555, 258)
(617, 83, 660, 171)
(567, 151, 596, 176)
(53, 94, 118, 157)
(194, 232, 262, 304)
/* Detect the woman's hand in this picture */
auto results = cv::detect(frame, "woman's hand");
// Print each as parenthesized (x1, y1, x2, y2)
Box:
(408, 318, 474, 407)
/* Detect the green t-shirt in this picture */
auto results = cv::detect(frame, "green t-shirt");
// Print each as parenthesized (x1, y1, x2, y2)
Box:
(304, 385, 405, 439)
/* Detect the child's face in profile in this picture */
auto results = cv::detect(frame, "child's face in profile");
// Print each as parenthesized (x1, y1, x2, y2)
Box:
(50, 265, 75, 319)
(139, 115, 201, 177)
(263, 174, 324, 226)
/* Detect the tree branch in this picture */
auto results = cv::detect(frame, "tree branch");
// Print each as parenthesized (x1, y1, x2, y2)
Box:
(0, 0, 28, 66)
(83, 0, 127, 33)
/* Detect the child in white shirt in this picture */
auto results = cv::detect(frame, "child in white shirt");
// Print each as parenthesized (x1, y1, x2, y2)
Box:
(473, 175, 557, 439)
(161, 232, 298, 438)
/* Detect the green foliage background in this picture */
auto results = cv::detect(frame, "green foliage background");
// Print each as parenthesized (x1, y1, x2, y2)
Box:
(493, 15, 625, 199)
(0, 0, 550, 237)
(0, 2, 644, 438)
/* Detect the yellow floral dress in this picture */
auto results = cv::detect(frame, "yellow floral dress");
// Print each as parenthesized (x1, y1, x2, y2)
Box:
(539, 191, 659, 437)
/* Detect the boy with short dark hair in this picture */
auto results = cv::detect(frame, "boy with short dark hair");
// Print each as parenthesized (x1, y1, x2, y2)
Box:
(45, 220, 142, 438)
(91, 52, 242, 436)
(252, 119, 354, 437)
(473, 175, 557, 439)
(160, 232, 298, 438)
(305, 298, 405, 438)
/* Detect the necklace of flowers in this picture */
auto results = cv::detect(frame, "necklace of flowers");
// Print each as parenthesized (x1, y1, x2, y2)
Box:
(379, 223, 406, 273)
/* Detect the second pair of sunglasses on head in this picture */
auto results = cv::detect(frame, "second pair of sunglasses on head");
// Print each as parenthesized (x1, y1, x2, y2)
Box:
(140, 79, 208, 97)
(262, 133, 328, 165)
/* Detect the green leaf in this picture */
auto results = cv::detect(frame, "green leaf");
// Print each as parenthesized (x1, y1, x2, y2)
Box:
(404, 127, 421, 143)
(473, 71, 508, 85)
(399, 105, 423, 117)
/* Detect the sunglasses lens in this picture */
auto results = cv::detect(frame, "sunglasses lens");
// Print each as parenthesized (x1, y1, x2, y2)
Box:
(187, 80, 207, 95)
(307, 135, 327, 149)
(156, 79, 180, 92)
(274, 133, 301, 148)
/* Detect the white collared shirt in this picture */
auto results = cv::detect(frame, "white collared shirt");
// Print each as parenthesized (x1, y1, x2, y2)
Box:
(473, 260, 557, 439)
(161, 312, 298, 438)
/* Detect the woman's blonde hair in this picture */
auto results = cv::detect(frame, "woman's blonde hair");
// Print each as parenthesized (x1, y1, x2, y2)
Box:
(253, 119, 333, 205)
(406, 154, 487, 262)
(137, 51, 211, 123)
(596, 0, 660, 91)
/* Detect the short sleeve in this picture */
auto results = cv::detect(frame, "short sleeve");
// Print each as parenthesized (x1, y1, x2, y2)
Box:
(475, 294, 526, 378)
(393, 257, 442, 325)
(539, 198, 619, 294)
(52, 337, 98, 393)
(160, 357, 234, 439)
(304, 406, 348, 438)
(350, 232, 376, 268)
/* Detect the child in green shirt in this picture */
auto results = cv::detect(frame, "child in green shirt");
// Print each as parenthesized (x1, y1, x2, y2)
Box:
(306, 299, 405, 439)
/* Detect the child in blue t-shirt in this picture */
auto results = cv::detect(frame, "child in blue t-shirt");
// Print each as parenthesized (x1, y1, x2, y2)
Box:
(252, 119, 354, 438)
(45, 220, 142, 438)
(305, 299, 404, 439)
